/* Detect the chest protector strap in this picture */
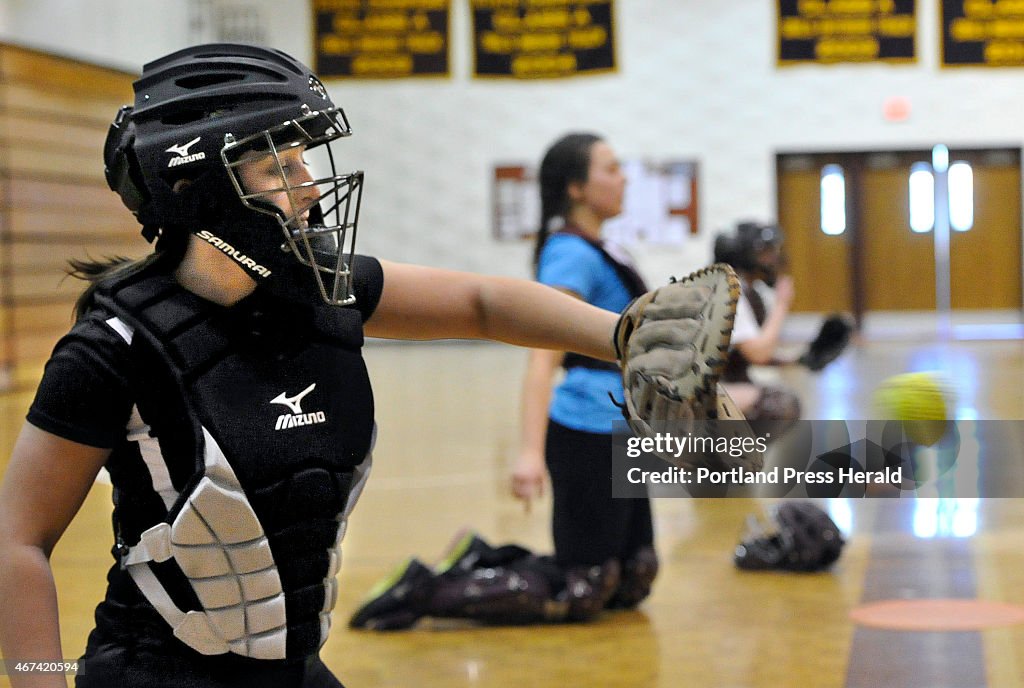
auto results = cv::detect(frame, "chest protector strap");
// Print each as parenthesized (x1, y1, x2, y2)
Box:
(554, 228, 648, 373)
(95, 272, 375, 660)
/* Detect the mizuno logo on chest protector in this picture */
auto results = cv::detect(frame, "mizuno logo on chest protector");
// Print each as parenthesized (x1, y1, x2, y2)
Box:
(271, 383, 327, 430)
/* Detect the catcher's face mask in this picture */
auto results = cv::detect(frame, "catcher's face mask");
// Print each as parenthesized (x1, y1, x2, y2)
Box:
(754, 245, 784, 287)
(223, 106, 363, 307)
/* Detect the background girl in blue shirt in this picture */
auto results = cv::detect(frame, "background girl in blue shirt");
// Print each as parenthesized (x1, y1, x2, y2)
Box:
(347, 133, 659, 632)
(511, 132, 658, 610)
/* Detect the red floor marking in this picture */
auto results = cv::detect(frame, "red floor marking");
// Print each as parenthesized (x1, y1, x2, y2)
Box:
(850, 599, 1024, 631)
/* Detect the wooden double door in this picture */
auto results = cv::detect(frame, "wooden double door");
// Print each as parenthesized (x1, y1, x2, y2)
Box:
(777, 148, 1022, 316)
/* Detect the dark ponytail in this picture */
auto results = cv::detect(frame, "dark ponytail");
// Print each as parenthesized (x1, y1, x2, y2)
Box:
(67, 225, 189, 321)
(532, 132, 602, 274)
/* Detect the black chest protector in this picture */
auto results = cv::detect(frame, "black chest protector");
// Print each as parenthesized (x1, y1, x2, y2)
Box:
(724, 280, 767, 384)
(93, 269, 375, 660)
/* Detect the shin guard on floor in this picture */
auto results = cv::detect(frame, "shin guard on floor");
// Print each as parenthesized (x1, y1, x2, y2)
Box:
(749, 387, 801, 423)
(351, 533, 626, 628)
(606, 546, 659, 609)
(747, 386, 801, 441)
(562, 559, 621, 621)
(427, 534, 557, 624)
(347, 558, 435, 631)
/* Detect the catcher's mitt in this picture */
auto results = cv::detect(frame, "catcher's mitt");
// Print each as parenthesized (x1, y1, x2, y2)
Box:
(615, 264, 761, 472)
(799, 313, 854, 372)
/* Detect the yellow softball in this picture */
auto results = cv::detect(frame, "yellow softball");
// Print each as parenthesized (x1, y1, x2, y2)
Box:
(873, 372, 953, 446)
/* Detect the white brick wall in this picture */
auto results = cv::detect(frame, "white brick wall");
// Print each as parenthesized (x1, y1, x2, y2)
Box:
(3, 1, 1019, 285)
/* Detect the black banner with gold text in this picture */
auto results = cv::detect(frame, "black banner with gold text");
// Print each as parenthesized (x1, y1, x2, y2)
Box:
(777, 0, 917, 65)
(471, 0, 616, 79)
(314, 0, 450, 79)
(942, 0, 1024, 66)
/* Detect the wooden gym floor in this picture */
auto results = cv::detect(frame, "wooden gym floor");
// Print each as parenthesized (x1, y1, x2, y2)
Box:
(2, 318, 1023, 687)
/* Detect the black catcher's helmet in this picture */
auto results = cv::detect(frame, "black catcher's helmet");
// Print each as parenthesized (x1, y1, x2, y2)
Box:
(734, 501, 845, 572)
(713, 220, 785, 286)
(736, 221, 783, 255)
(712, 232, 743, 269)
(104, 43, 363, 306)
(713, 221, 784, 271)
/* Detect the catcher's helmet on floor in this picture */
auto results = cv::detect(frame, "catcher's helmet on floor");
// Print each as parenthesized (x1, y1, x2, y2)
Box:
(734, 501, 845, 572)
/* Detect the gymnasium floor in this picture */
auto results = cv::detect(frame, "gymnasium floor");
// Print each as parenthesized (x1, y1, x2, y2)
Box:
(1, 316, 1023, 687)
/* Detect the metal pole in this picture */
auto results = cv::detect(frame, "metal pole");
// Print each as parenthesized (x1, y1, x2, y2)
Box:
(932, 145, 952, 338)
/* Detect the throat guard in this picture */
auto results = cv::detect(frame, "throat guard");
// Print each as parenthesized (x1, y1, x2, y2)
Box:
(94, 271, 375, 660)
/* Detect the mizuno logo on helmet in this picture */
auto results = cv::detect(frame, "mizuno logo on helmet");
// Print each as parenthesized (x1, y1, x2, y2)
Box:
(196, 230, 273, 278)
(270, 383, 327, 430)
(166, 136, 207, 167)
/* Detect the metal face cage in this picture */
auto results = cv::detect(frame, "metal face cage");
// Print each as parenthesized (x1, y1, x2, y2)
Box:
(222, 105, 363, 306)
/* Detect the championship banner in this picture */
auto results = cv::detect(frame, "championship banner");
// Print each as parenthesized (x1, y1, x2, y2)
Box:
(471, 0, 616, 79)
(313, 0, 450, 78)
(777, 0, 917, 65)
(941, 0, 1024, 66)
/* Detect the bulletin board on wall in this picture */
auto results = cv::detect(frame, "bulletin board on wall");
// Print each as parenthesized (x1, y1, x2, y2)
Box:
(777, 0, 917, 64)
(492, 159, 698, 246)
(312, 0, 451, 78)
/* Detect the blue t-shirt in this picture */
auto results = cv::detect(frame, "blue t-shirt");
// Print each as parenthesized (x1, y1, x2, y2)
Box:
(537, 233, 634, 434)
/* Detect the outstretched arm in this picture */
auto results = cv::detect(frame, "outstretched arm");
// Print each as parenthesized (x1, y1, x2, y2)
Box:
(364, 260, 618, 361)
(511, 347, 563, 509)
(0, 424, 109, 688)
